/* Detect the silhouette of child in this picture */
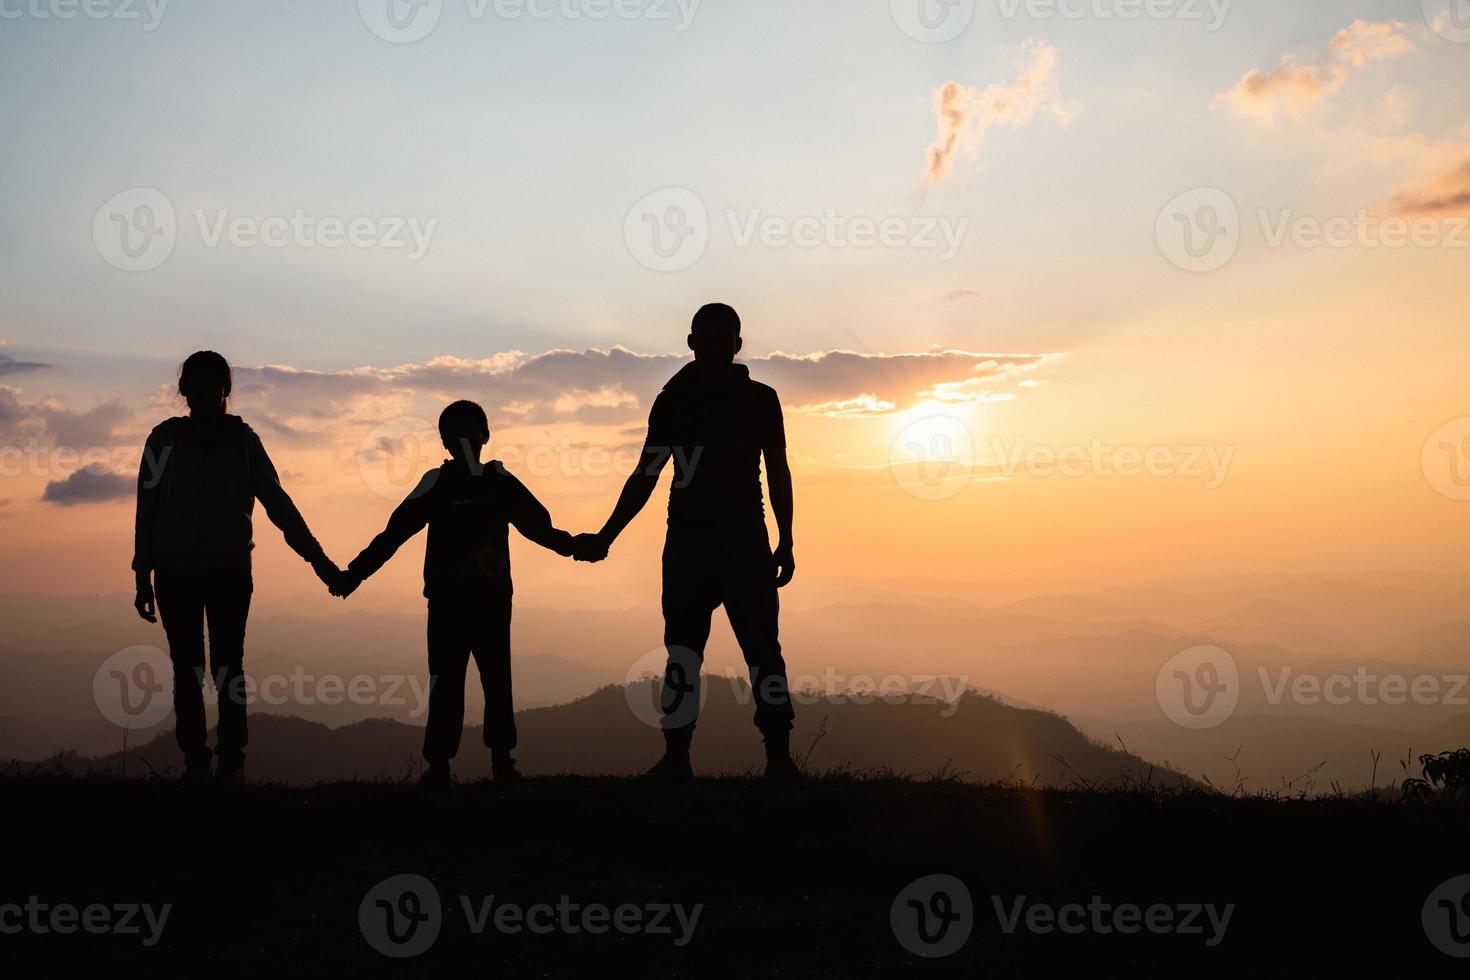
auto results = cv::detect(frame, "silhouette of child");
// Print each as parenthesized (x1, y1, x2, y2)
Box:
(333, 400, 577, 786)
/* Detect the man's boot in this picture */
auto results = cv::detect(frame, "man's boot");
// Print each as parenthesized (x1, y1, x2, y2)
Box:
(763, 729, 803, 782)
(644, 726, 695, 782)
(491, 749, 521, 783)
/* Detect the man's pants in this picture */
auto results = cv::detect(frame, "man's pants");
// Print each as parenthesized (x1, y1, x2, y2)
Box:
(424, 594, 516, 765)
(660, 518, 794, 736)
(155, 568, 253, 770)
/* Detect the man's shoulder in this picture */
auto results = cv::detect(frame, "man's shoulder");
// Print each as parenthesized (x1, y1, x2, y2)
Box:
(746, 378, 780, 400)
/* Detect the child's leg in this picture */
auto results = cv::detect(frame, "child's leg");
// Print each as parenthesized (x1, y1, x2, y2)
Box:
(424, 601, 473, 768)
(472, 594, 516, 756)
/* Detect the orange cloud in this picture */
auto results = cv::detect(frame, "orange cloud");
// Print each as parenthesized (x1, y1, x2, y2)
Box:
(1391, 155, 1470, 217)
(925, 40, 1078, 184)
(1216, 20, 1414, 123)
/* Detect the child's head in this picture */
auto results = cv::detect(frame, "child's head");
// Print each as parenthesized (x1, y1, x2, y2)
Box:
(438, 400, 490, 462)
(179, 350, 232, 416)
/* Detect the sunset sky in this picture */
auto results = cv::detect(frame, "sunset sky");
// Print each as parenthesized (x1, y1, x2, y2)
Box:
(2, 0, 1468, 614)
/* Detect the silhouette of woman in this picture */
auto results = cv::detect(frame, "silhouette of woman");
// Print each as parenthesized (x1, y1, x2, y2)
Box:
(131, 351, 339, 780)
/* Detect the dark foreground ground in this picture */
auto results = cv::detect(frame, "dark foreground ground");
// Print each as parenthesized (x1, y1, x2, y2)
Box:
(1, 771, 1467, 976)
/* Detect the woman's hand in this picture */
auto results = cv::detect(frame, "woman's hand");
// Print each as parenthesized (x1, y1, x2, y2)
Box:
(134, 571, 158, 623)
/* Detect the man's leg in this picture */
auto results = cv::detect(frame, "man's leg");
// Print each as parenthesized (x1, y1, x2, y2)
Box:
(649, 527, 720, 777)
(204, 568, 253, 775)
(154, 572, 212, 773)
(721, 520, 796, 774)
(423, 601, 473, 773)
(471, 594, 517, 770)
(660, 527, 720, 735)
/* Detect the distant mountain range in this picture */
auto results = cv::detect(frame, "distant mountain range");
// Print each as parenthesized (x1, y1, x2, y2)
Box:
(42, 679, 1181, 788)
(3, 587, 1466, 791)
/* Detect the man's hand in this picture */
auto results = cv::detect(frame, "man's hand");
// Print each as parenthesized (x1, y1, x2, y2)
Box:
(330, 568, 362, 599)
(773, 543, 796, 588)
(572, 532, 610, 563)
(133, 571, 157, 623)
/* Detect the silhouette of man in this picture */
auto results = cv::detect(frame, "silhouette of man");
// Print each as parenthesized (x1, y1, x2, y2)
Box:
(581, 303, 798, 780)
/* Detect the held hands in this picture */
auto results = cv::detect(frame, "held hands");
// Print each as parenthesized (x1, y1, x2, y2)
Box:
(571, 532, 610, 564)
(329, 569, 362, 599)
(311, 555, 360, 600)
(134, 570, 158, 623)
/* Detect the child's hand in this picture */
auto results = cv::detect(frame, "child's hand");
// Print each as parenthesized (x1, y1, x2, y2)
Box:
(311, 555, 341, 591)
(572, 532, 609, 563)
(330, 569, 362, 599)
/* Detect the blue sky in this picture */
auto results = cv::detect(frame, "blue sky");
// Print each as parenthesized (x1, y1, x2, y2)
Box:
(4, 0, 1466, 394)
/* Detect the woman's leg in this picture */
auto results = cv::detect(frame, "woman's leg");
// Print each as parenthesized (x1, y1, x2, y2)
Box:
(154, 571, 212, 771)
(204, 568, 253, 772)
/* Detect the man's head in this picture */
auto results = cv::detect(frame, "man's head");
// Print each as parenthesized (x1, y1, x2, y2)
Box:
(688, 303, 742, 365)
(439, 400, 490, 462)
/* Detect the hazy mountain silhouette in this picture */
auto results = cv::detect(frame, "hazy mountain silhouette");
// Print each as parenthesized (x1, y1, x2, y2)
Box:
(50, 678, 1181, 787)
